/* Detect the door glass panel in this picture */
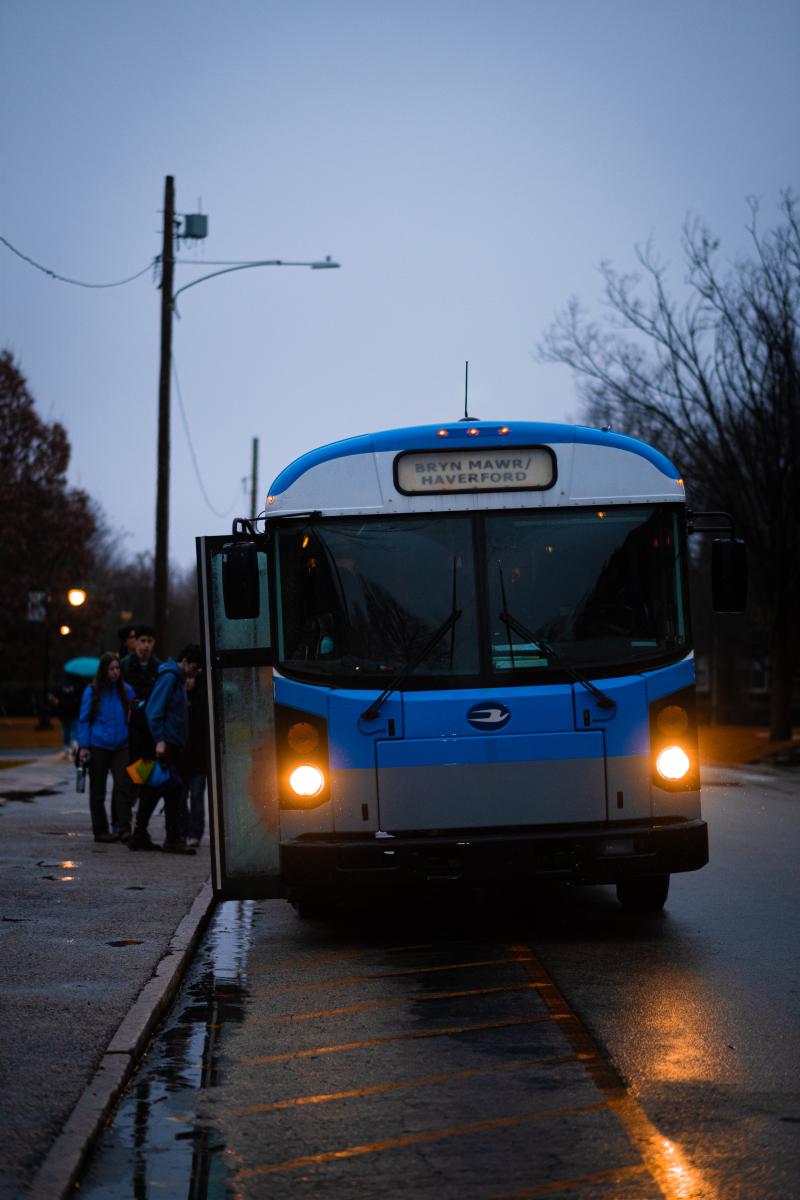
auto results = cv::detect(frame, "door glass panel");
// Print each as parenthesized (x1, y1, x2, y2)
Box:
(210, 548, 270, 652)
(214, 665, 279, 879)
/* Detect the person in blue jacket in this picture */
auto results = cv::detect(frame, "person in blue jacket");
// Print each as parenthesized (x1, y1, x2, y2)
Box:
(128, 657, 195, 854)
(77, 653, 135, 842)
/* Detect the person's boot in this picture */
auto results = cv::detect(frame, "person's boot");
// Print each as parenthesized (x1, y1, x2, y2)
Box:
(128, 828, 161, 851)
(162, 839, 196, 855)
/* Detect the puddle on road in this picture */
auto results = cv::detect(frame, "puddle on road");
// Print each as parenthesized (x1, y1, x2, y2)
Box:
(0, 787, 62, 802)
(77, 900, 254, 1199)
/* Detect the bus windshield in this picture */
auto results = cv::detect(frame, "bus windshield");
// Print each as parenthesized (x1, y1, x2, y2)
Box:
(275, 506, 687, 685)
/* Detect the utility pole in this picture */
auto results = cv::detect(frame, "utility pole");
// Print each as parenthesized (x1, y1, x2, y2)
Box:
(250, 436, 259, 520)
(155, 175, 175, 653)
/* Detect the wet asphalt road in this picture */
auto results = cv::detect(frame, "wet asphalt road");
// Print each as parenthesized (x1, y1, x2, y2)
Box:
(78, 766, 800, 1199)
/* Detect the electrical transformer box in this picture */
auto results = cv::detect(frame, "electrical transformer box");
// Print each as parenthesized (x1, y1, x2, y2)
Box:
(183, 214, 208, 240)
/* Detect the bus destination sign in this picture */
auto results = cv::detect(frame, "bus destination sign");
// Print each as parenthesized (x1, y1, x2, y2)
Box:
(395, 446, 555, 495)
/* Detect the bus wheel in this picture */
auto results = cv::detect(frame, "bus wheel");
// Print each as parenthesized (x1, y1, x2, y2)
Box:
(616, 874, 670, 911)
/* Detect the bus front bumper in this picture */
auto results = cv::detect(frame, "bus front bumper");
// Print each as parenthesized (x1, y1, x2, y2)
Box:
(281, 818, 708, 895)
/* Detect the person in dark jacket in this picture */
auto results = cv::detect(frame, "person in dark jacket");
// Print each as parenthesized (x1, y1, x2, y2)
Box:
(117, 623, 138, 658)
(121, 624, 161, 700)
(128, 657, 194, 853)
(175, 644, 208, 847)
(77, 653, 135, 841)
(50, 674, 82, 759)
(118, 623, 160, 834)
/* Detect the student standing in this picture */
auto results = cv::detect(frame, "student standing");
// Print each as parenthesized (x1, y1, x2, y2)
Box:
(129, 656, 195, 854)
(50, 674, 82, 759)
(121, 624, 160, 700)
(76, 653, 135, 842)
(176, 644, 208, 847)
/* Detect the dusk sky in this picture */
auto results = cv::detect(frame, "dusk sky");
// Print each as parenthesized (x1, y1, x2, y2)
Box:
(2, 0, 798, 573)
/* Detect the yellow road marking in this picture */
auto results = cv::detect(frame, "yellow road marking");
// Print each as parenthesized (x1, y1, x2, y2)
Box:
(256, 954, 535, 997)
(248, 981, 542, 1023)
(239, 1013, 556, 1065)
(497, 1162, 652, 1196)
(230, 1101, 610, 1180)
(513, 944, 717, 1199)
(225, 1053, 585, 1116)
(248, 937, 478, 972)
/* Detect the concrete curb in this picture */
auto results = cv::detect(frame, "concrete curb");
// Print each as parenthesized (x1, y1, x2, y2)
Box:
(27, 879, 216, 1200)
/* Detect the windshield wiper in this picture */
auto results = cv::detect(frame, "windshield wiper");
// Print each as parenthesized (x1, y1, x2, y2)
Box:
(498, 607, 615, 710)
(497, 565, 614, 710)
(361, 561, 462, 721)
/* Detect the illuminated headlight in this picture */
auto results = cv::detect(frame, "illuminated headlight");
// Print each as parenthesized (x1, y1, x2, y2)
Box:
(656, 745, 691, 781)
(289, 765, 325, 797)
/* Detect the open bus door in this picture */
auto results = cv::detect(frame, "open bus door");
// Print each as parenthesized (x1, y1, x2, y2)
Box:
(196, 534, 283, 899)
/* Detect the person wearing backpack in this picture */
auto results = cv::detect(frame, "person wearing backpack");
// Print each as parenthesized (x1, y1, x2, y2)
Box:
(128, 656, 195, 854)
(76, 653, 135, 842)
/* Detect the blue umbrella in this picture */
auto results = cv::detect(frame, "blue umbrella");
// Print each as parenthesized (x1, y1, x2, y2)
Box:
(63, 656, 100, 677)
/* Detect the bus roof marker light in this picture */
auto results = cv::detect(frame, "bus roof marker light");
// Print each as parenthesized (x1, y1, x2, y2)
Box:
(268, 495, 276, 505)
(467, 427, 479, 436)
(437, 429, 448, 438)
(498, 426, 510, 435)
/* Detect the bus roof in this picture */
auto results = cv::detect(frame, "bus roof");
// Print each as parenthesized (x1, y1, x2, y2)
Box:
(266, 420, 684, 518)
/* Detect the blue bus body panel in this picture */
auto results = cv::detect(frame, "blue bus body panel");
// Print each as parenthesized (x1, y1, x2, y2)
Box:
(274, 658, 696, 833)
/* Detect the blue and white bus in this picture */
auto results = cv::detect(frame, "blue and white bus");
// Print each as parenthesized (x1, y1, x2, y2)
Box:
(197, 420, 745, 912)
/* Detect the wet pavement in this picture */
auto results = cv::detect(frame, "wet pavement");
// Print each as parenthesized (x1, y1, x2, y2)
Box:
(78, 901, 254, 1198)
(0, 753, 211, 1200)
(73, 764, 800, 1199)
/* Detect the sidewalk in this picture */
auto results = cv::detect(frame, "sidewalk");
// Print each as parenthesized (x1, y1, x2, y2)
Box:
(0, 753, 213, 1199)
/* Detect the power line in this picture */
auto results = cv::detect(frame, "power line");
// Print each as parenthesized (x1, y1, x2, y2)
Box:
(0, 235, 156, 288)
(171, 354, 241, 520)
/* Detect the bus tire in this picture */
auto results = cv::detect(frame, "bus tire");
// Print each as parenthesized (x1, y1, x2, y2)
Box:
(616, 874, 670, 911)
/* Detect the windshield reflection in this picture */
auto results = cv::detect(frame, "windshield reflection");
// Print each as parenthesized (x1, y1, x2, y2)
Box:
(276, 507, 687, 686)
(487, 506, 687, 671)
(277, 518, 479, 678)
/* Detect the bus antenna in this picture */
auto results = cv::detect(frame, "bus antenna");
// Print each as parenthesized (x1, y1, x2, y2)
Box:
(460, 360, 477, 421)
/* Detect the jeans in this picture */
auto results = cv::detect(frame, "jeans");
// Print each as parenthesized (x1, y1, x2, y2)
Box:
(87, 745, 131, 836)
(60, 718, 77, 752)
(178, 773, 206, 842)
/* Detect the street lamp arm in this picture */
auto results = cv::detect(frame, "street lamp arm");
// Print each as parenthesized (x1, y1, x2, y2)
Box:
(171, 257, 340, 314)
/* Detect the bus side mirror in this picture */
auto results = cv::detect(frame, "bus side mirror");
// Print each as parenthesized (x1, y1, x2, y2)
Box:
(712, 538, 747, 613)
(222, 541, 260, 619)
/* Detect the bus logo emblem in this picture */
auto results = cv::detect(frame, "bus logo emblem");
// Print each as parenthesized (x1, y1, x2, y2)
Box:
(467, 702, 511, 730)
